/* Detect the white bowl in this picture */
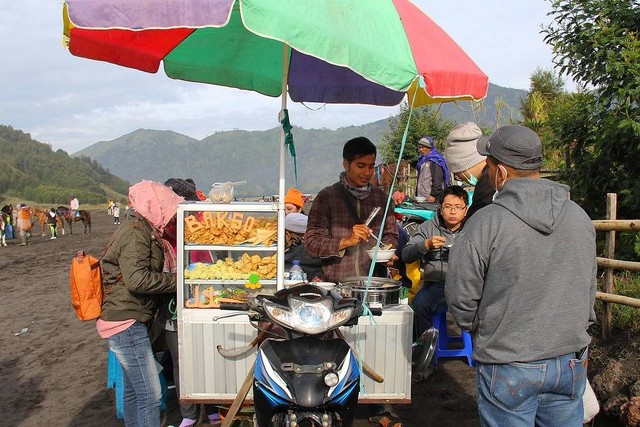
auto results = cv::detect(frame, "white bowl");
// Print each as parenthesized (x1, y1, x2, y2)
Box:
(366, 248, 396, 263)
(415, 196, 426, 203)
(313, 282, 336, 291)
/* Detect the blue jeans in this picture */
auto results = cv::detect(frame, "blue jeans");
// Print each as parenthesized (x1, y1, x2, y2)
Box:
(106, 321, 162, 427)
(476, 349, 588, 427)
(412, 282, 446, 338)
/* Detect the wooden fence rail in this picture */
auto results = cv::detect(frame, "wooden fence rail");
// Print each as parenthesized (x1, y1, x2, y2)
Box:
(593, 220, 640, 232)
(594, 193, 640, 340)
(596, 291, 640, 309)
(597, 257, 640, 272)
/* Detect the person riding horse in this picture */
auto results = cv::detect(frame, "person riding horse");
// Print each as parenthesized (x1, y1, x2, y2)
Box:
(57, 205, 92, 234)
(69, 195, 80, 218)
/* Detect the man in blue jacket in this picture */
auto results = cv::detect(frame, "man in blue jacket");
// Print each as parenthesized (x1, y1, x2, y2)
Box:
(446, 125, 597, 426)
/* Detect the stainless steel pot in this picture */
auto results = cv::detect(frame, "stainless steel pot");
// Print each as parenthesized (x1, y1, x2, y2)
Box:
(336, 276, 402, 309)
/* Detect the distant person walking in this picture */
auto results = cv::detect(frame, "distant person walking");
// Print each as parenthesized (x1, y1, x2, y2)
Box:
(0, 214, 7, 246)
(17, 204, 32, 246)
(48, 208, 57, 239)
(113, 203, 121, 225)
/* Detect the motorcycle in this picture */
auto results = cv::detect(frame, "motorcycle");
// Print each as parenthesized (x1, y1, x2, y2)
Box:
(216, 284, 383, 427)
(394, 199, 439, 236)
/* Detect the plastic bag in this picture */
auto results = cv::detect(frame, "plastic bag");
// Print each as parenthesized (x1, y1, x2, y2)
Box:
(209, 181, 246, 203)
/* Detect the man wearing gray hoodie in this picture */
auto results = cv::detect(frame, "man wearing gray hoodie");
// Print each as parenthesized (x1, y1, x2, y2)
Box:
(446, 125, 596, 427)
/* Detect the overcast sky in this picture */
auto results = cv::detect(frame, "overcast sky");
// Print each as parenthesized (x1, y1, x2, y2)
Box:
(1, 1, 556, 154)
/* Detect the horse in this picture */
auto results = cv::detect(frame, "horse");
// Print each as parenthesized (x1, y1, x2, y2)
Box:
(1, 204, 12, 218)
(370, 160, 411, 194)
(31, 206, 65, 236)
(57, 206, 92, 234)
(30, 206, 49, 236)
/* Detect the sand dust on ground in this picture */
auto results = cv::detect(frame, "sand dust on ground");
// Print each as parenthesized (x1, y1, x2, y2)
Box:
(0, 210, 479, 427)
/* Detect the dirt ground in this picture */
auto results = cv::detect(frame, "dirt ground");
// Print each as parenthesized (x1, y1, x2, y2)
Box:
(0, 209, 628, 426)
(0, 210, 477, 427)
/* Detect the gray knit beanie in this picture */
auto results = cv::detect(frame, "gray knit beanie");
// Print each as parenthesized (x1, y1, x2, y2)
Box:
(444, 122, 486, 173)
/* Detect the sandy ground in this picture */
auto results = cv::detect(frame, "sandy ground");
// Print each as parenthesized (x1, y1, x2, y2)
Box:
(0, 210, 480, 427)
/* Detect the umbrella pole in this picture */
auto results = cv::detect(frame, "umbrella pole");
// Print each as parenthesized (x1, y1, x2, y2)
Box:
(276, 44, 290, 290)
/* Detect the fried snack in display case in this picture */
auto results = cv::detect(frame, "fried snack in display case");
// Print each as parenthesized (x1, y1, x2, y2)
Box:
(184, 211, 277, 246)
(177, 202, 280, 310)
(184, 254, 277, 281)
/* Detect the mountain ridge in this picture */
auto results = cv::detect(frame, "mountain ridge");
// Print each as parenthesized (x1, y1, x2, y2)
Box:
(73, 83, 526, 196)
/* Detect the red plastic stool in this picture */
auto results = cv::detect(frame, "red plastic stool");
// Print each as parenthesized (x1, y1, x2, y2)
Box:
(432, 310, 474, 366)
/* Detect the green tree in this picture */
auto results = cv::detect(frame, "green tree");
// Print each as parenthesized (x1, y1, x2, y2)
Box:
(378, 103, 455, 164)
(542, 0, 640, 218)
(520, 68, 566, 169)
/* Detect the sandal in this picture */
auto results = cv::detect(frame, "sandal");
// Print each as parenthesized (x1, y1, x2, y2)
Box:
(368, 412, 402, 427)
(208, 414, 222, 427)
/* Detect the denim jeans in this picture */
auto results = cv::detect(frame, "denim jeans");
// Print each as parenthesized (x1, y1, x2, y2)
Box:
(106, 321, 162, 427)
(476, 349, 588, 427)
(412, 281, 446, 338)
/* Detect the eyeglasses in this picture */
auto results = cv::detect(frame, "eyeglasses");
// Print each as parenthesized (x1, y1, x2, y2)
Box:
(441, 205, 467, 212)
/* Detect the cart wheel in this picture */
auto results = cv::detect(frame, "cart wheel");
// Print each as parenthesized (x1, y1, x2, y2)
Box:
(403, 220, 421, 236)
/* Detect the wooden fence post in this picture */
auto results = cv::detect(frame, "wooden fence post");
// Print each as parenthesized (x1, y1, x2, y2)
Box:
(602, 193, 617, 340)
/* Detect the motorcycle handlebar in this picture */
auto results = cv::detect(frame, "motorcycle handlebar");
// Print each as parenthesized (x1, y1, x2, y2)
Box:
(219, 297, 383, 317)
(219, 301, 250, 311)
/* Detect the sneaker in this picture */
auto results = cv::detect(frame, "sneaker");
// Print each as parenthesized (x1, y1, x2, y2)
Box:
(18, 242, 26, 246)
(50, 236, 56, 240)
(208, 414, 222, 427)
(178, 418, 197, 427)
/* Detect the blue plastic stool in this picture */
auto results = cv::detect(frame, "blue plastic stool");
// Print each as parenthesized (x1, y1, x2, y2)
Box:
(432, 310, 474, 366)
(107, 350, 168, 419)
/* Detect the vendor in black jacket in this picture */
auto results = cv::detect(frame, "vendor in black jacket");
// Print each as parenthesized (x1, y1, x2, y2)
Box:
(284, 213, 323, 281)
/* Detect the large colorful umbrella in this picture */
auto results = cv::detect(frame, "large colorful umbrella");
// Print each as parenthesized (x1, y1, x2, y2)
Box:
(62, 0, 488, 106)
(62, 0, 488, 287)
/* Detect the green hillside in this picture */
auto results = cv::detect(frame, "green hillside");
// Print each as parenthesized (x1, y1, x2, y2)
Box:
(74, 83, 526, 196)
(0, 125, 130, 205)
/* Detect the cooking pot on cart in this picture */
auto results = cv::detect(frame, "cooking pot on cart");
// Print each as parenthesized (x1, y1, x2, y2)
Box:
(336, 276, 402, 309)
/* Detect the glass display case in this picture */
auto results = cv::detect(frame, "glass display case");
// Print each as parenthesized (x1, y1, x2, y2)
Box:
(177, 201, 279, 314)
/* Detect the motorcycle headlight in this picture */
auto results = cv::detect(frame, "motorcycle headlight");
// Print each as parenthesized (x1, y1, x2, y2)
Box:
(324, 371, 339, 387)
(263, 296, 354, 335)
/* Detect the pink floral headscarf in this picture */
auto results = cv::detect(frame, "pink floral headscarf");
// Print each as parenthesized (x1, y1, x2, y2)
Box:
(128, 180, 184, 233)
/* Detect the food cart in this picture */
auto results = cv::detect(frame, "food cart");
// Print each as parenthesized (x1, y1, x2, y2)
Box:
(176, 201, 413, 404)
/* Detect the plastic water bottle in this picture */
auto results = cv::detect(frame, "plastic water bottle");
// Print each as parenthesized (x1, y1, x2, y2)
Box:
(289, 259, 305, 283)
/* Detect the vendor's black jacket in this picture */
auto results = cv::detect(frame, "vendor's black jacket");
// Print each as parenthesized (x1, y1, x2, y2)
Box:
(467, 165, 493, 219)
(284, 243, 324, 282)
